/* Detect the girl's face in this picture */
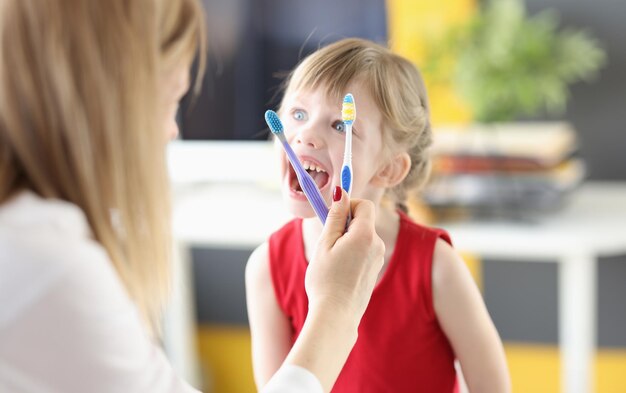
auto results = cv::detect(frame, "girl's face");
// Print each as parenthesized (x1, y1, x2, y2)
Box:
(278, 82, 390, 218)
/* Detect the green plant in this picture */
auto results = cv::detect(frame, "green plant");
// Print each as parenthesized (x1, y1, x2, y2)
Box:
(425, 0, 607, 123)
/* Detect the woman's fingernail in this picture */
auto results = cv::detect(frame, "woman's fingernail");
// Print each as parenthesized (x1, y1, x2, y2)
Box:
(333, 186, 342, 202)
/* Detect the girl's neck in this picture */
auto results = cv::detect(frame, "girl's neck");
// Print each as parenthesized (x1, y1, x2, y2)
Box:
(301, 201, 400, 264)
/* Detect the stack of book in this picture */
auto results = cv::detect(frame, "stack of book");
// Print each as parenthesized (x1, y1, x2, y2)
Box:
(423, 122, 585, 219)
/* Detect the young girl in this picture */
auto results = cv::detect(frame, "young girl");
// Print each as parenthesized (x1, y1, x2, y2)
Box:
(246, 38, 511, 392)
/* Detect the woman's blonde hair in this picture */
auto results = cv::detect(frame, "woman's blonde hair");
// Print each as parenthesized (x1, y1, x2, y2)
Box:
(280, 38, 432, 210)
(0, 0, 206, 333)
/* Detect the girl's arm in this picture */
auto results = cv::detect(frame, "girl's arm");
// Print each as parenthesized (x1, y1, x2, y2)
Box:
(245, 242, 293, 389)
(432, 239, 511, 393)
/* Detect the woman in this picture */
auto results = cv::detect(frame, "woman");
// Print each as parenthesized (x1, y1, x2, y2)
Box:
(0, 1, 384, 392)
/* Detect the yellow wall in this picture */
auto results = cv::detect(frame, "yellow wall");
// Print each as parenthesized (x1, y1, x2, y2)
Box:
(596, 349, 626, 393)
(197, 326, 626, 393)
(506, 344, 626, 393)
(197, 326, 256, 393)
(386, 0, 474, 125)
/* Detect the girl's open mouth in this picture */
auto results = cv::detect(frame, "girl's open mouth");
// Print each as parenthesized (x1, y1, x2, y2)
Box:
(288, 158, 330, 195)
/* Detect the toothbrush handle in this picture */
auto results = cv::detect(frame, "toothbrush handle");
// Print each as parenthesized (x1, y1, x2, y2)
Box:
(296, 172, 329, 224)
(341, 165, 352, 228)
(282, 140, 329, 224)
(341, 166, 352, 194)
(341, 123, 353, 229)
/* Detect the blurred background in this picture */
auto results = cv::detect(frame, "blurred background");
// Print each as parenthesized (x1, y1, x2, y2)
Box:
(166, 0, 626, 392)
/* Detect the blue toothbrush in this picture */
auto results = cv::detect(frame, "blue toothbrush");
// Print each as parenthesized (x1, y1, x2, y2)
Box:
(341, 94, 355, 195)
(341, 94, 356, 226)
(265, 110, 329, 224)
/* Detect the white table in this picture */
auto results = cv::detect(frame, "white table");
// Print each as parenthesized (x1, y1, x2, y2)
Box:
(439, 182, 626, 393)
(165, 178, 626, 393)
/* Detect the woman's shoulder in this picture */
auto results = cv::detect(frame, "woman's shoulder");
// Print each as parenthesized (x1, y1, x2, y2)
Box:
(0, 193, 197, 393)
(0, 190, 109, 266)
(0, 191, 119, 329)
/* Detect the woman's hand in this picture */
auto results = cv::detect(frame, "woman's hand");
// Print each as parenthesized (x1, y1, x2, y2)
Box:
(306, 188, 385, 323)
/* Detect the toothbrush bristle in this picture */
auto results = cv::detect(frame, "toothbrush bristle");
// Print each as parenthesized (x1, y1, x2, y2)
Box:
(265, 110, 284, 134)
(342, 94, 356, 125)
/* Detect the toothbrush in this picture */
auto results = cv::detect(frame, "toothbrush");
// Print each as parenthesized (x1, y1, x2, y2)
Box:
(265, 110, 329, 224)
(341, 93, 356, 225)
(341, 94, 355, 194)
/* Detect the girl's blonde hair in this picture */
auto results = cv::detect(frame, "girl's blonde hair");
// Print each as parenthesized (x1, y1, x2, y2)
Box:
(280, 38, 432, 210)
(0, 0, 206, 334)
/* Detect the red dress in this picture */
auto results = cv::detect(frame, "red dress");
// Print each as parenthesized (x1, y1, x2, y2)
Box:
(268, 211, 459, 392)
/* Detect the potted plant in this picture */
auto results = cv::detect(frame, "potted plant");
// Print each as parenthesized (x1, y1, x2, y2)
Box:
(426, 0, 606, 123)
(422, 0, 607, 219)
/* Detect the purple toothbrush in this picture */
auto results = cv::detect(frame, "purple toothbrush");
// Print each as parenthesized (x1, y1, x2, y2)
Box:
(265, 110, 329, 224)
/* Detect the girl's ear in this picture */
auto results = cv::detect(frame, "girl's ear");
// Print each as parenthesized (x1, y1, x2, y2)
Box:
(371, 152, 411, 188)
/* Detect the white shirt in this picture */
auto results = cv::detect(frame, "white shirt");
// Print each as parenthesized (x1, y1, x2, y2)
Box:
(0, 191, 322, 393)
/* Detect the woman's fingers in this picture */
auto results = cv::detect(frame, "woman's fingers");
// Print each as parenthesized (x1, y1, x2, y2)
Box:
(307, 191, 384, 317)
(318, 187, 350, 248)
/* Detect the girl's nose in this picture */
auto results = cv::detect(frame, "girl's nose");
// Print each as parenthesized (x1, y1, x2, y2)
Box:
(295, 123, 325, 149)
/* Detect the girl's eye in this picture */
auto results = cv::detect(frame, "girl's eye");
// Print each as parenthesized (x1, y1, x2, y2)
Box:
(293, 110, 307, 121)
(332, 121, 346, 133)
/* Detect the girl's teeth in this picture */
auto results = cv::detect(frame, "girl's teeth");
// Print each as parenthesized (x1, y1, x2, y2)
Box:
(302, 160, 326, 173)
